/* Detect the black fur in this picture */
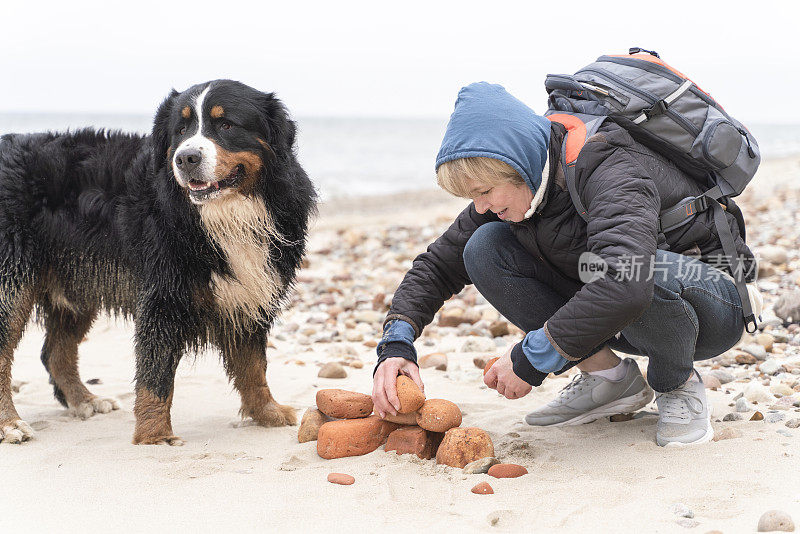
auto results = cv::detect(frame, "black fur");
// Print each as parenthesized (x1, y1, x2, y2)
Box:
(0, 80, 315, 426)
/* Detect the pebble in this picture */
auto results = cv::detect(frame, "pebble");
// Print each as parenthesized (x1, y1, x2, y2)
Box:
(777, 429, 793, 437)
(473, 357, 489, 369)
(416, 399, 463, 432)
(773, 290, 800, 323)
(463, 456, 500, 474)
(758, 246, 789, 265)
(766, 412, 786, 424)
(761, 360, 785, 375)
(786, 418, 800, 429)
(381, 411, 418, 425)
(745, 383, 774, 404)
(756, 333, 775, 352)
(675, 519, 699, 529)
(298, 408, 331, 443)
(317, 416, 400, 459)
(671, 503, 694, 518)
(436, 427, 495, 468)
(488, 320, 510, 338)
(771, 383, 795, 397)
(438, 308, 470, 327)
(316, 389, 374, 419)
(757, 510, 795, 532)
(751, 411, 764, 421)
(396, 375, 426, 413)
(385, 427, 437, 460)
(461, 337, 497, 353)
(487, 463, 528, 479)
(419, 352, 448, 371)
(483, 357, 500, 376)
(736, 352, 758, 365)
(327, 473, 355, 485)
(708, 369, 735, 384)
(742, 344, 769, 361)
(736, 398, 751, 412)
(723, 413, 743, 421)
(318, 362, 348, 379)
(702, 375, 722, 390)
(471, 482, 494, 495)
(713, 427, 743, 441)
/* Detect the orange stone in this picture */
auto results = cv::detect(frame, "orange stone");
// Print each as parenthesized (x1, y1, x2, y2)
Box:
(416, 399, 462, 433)
(327, 473, 355, 485)
(471, 482, 494, 494)
(381, 411, 418, 425)
(487, 463, 528, 478)
(396, 375, 425, 414)
(385, 427, 436, 459)
(317, 416, 400, 459)
(483, 357, 500, 376)
(316, 389, 374, 419)
(436, 427, 494, 468)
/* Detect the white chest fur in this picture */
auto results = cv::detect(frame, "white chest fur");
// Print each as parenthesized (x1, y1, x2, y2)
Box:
(199, 195, 286, 327)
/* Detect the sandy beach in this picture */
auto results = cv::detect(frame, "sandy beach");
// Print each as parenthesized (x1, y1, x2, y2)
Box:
(2, 157, 800, 533)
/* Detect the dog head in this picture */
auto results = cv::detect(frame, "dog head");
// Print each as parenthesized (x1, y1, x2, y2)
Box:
(151, 80, 298, 205)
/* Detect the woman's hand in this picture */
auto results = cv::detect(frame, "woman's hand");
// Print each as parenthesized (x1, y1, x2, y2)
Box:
(372, 358, 425, 418)
(484, 344, 532, 400)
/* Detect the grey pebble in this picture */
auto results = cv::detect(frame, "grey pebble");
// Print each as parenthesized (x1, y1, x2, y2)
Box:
(463, 456, 500, 474)
(777, 429, 793, 437)
(676, 518, 699, 528)
(742, 344, 768, 361)
(766, 412, 787, 424)
(708, 369, 735, 384)
(736, 398, 750, 412)
(723, 413, 743, 421)
(786, 418, 800, 429)
(672, 503, 694, 518)
(759, 359, 783, 375)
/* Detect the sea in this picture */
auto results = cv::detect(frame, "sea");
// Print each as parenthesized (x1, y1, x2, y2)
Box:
(1, 113, 799, 201)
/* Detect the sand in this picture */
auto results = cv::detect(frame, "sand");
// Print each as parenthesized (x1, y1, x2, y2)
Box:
(2, 160, 800, 533)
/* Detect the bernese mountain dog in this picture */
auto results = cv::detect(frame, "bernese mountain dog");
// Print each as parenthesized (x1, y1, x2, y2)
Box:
(0, 80, 315, 445)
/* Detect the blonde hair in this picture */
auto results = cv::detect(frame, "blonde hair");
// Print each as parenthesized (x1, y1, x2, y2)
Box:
(436, 157, 525, 198)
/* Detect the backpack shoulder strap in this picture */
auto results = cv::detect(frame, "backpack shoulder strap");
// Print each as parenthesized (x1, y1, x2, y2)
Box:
(545, 113, 606, 222)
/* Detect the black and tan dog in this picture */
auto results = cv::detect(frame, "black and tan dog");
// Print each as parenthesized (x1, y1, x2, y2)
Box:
(0, 80, 315, 444)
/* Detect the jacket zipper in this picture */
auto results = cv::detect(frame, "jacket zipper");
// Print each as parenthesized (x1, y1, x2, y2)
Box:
(578, 68, 700, 137)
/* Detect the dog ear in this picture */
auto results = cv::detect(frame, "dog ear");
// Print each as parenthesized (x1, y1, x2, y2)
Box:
(261, 93, 297, 155)
(151, 89, 179, 172)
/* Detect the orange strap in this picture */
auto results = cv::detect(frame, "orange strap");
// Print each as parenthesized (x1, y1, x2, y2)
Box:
(546, 114, 586, 164)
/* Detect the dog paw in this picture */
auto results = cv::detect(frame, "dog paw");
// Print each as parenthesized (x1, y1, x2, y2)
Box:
(70, 396, 121, 420)
(133, 434, 185, 446)
(0, 418, 34, 444)
(245, 403, 297, 427)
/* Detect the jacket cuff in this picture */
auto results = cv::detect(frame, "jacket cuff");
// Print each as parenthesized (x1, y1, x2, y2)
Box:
(510, 342, 548, 387)
(373, 341, 418, 376)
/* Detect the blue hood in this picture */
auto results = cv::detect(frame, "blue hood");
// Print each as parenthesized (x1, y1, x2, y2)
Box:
(435, 82, 550, 194)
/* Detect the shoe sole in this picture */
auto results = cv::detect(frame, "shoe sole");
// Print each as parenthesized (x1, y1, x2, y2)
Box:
(532, 386, 655, 428)
(658, 411, 714, 448)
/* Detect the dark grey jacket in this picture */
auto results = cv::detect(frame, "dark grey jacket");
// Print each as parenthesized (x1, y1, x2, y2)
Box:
(385, 122, 755, 361)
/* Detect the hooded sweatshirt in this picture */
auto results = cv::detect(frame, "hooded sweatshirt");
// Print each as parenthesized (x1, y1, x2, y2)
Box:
(377, 82, 567, 379)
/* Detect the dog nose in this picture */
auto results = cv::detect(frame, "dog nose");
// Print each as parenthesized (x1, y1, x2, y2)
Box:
(175, 148, 202, 172)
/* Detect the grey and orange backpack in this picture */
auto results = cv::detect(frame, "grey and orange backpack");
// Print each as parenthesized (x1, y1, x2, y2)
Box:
(544, 47, 760, 331)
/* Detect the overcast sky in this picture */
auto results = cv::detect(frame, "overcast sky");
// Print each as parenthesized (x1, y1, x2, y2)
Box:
(2, 0, 798, 123)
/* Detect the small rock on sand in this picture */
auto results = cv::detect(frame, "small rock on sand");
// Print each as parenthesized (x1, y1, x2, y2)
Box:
(742, 344, 768, 361)
(461, 337, 497, 353)
(488, 321, 510, 338)
(773, 290, 800, 323)
(750, 411, 765, 421)
(745, 383, 773, 404)
(436, 427, 494, 468)
(671, 503, 694, 518)
(327, 473, 355, 485)
(736, 398, 750, 412)
(487, 464, 528, 479)
(298, 408, 331, 443)
(316, 389, 373, 419)
(786, 418, 800, 429)
(419, 352, 448, 371)
(463, 456, 500, 474)
(702, 375, 722, 390)
(757, 510, 795, 532)
(723, 413, 743, 421)
(318, 362, 347, 379)
(771, 383, 794, 397)
(471, 482, 494, 494)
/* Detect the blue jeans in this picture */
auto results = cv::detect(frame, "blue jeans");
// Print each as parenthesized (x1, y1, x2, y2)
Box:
(463, 222, 744, 392)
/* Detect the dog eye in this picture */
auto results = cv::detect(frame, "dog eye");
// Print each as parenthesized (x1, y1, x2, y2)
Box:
(220, 121, 232, 131)
(178, 126, 186, 135)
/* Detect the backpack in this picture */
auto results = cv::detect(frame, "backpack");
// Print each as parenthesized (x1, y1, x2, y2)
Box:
(544, 47, 760, 332)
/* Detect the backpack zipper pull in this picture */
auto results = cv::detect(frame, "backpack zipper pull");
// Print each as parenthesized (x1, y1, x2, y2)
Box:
(738, 128, 756, 158)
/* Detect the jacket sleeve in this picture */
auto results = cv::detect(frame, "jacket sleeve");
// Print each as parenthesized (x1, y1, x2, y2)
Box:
(385, 203, 498, 337)
(543, 146, 661, 360)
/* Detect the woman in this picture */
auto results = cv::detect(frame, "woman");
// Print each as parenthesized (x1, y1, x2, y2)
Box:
(371, 82, 760, 447)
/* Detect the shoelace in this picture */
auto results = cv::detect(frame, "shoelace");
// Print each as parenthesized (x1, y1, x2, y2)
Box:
(655, 387, 704, 420)
(550, 372, 594, 404)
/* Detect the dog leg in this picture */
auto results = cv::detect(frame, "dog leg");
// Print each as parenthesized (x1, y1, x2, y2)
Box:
(222, 331, 296, 427)
(132, 300, 185, 445)
(41, 306, 120, 419)
(0, 285, 35, 444)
